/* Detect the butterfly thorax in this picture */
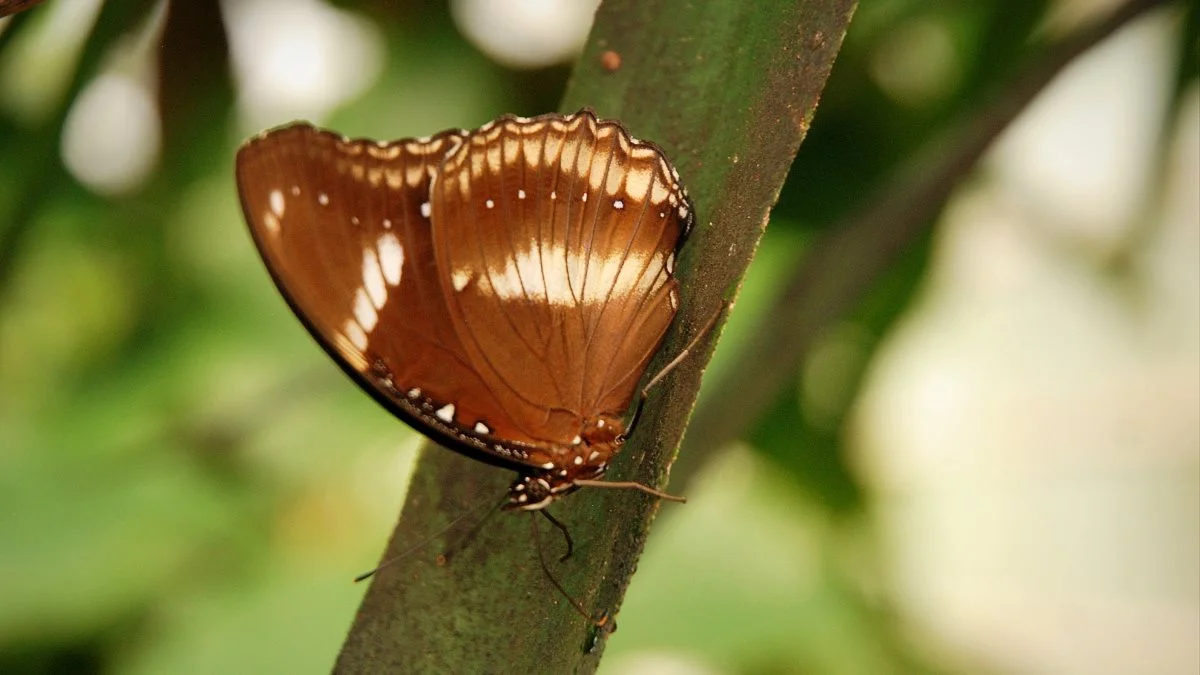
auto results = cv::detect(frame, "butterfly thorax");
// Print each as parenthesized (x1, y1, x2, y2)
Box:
(506, 413, 624, 511)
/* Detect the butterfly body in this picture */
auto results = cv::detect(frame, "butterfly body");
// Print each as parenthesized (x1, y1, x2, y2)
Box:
(236, 110, 692, 509)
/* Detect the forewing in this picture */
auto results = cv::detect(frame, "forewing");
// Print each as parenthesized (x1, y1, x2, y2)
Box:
(236, 123, 549, 467)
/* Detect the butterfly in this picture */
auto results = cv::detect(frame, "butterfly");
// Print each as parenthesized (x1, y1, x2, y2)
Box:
(235, 109, 694, 511)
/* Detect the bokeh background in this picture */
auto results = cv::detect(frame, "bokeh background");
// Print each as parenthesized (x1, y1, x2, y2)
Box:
(0, 0, 1196, 673)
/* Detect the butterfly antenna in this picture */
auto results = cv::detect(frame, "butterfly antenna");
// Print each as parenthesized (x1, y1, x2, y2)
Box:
(571, 478, 686, 503)
(539, 509, 575, 562)
(625, 301, 729, 438)
(438, 495, 507, 565)
(530, 512, 608, 627)
(354, 494, 504, 583)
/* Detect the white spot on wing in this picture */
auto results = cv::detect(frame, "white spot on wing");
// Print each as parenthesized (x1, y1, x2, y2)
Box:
(485, 198, 494, 209)
(362, 249, 387, 309)
(354, 288, 378, 331)
(405, 164, 423, 187)
(343, 320, 368, 351)
(474, 422, 490, 434)
(651, 181, 670, 205)
(625, 167, 653, 201)
(614, 199, 624, 210)
(517, 189, 526, 199)
(262, 212, 280, 234)
(435, 404, 455, 423)
(269, 189, 285, 217)
(333, 332, 368, 372)
(318, 192, 329, 206)
(451, 269, 472, 292)
(455, 240, 657, 308)
(378, 233, 404, 286)
(420, 202, 431, 218)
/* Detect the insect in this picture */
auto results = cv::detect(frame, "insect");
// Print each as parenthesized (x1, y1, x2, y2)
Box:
(235, 110, 697, 514)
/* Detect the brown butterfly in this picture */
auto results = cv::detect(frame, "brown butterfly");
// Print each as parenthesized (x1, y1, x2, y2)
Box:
(235, 110, 696, 511)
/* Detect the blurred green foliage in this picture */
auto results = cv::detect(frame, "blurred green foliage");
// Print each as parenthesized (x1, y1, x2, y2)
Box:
(0, 1, 1192, 673)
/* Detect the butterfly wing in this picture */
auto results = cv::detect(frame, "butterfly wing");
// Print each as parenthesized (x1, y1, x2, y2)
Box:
(430, 112, 692, 445)
(236, 123, 551, 469)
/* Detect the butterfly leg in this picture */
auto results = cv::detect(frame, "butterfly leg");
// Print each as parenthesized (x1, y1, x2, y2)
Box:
(624, 300, 731, 437)
(529, 512, 605, 626)
(571, 478, 687, 503)
(539, 508, 575, 562)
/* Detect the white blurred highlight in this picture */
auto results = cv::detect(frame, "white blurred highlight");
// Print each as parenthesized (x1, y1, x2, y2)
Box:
(59, 1, 167, 196)
(870, 15, 961, 107)
(222, 0, 383, 129)
(61, 73, 161, 195)
(854, 8, 1198, 675)
(991, 5, 1174, 246)
(450, 0, 600, 69)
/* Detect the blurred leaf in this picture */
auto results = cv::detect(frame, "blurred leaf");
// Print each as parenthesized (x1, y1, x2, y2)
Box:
(0, 0, 46, 20)
(157, 0, 232, 182)
(0, 0, 159, 298)
(115, 568, 369, 675)
(0, 447, 245, 650)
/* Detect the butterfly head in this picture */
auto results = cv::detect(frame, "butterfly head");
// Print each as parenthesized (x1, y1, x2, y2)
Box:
(504, 414, 624, 511)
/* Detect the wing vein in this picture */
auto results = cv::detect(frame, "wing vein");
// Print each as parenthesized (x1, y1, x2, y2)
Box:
(582, 167, 662, 412)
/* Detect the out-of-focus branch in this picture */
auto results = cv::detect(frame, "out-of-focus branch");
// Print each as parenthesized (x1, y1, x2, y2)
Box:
(675, 0, 1177, 481)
